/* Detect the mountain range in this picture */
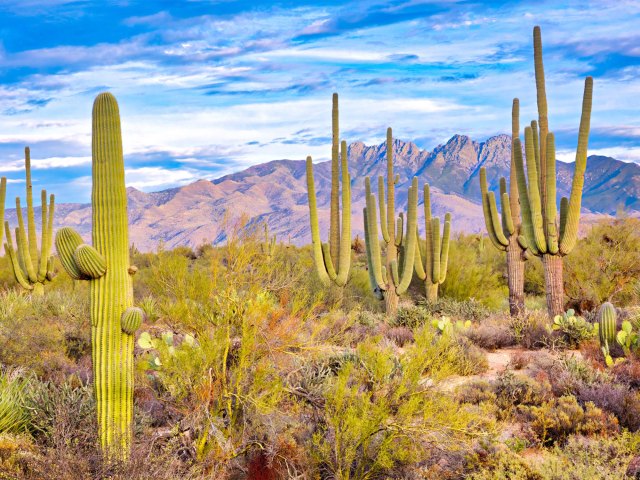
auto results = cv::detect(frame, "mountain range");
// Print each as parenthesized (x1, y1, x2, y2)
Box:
(6, 134, 639, 252)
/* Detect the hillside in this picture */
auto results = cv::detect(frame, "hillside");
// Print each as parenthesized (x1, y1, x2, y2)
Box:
(5, 134, 638, 251)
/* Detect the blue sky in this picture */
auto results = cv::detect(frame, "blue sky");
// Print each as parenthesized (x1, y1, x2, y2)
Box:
(0, 0, 638, 203)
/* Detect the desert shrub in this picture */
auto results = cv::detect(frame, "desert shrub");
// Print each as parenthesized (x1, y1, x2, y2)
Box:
(493, 371, 550, 416)
(613, 357, 640, 388)
(455, 380, 497, 406)
(576, 383, 640, 432)
(521, 395, 619, 446)
(392, 304, 432, 328)
(0, 290, 90, 380)
(0, 369, 34, 435)
(29, 379, 95, 448)
(384, 326, 414, 346)
(469, 449, 543, 480)
(537, 433, 640, 479)
(311, 335, 494, 479)
(517, 312, 558, 349)
(464, 321, 516, 350)
(439, 233, 508, 309)
(417, 297, 490, 322)
(565, 217, 640, 307)
(470, 433, 640, 480)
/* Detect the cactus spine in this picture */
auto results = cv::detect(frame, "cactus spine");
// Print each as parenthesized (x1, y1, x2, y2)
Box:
(514, 26, 593, 316)
(55, 93, 139, 459)
(598, 302, 617, 352)
(413, 183, 451, 302)
(4, 148, 55, 295)
(363, 127, 418, 315)
(306, 93, 352, 287)
(479, 98, 527, 316)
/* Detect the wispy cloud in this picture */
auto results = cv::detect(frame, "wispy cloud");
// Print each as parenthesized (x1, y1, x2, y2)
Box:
(0, 0, 637, 203)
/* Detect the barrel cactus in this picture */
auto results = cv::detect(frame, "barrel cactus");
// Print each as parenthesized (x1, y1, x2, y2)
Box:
(513, 26, 593, 317)
(479, 98, 528, 316)
(363, 127, 418, 315)
(4, 148, 55, 295)
(414, 183, 451, 303)
(306, 93, 352, 286)
(598, 302, 617, 351)
(55, 92, 139, 459)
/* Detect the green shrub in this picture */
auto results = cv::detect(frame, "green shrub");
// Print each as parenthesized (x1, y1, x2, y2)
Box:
(521, 395, 619, 446)
(565, 217, 640, 307)
(0, 369, 34, 435)
(311, 335, 494, 479)
(417, 297, 490, 322)
(439, 233, 508, 309)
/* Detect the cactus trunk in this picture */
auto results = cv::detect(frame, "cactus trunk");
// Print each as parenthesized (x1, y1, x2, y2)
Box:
(426, 283, 438, 303)
(91, 93, 134, 457)
(506, 236, 525, 316)
(56, 93, 138, 460)
(542, 254, 564, 317)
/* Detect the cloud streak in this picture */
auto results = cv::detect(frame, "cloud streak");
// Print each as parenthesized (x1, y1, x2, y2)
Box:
(0, 0, 636, 203)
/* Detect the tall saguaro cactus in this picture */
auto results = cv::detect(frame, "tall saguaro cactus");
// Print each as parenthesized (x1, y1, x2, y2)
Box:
(479, 99, 527, 316)
(55, 93, 141, 459)
(4, 148, 55, 295)
(363, 127, 418, 316)
(306, 93, 352, 287)
(514, 26, 593, 316)
(414, 183, 451, 303)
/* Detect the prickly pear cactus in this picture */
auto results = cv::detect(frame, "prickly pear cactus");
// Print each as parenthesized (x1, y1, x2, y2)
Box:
(55, 92, 140, 459)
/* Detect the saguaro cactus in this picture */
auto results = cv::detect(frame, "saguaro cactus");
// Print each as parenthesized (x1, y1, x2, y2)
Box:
(4, 148, 55, 295)
(261, 223, 276, 257)
(306, 93, 352, 287)
(514, 26, 593, 317)
(363, 127, 418, 315)
(414, 183, 451, 303)
(479, 99, 527, 316)
(55, 93, 139, 458)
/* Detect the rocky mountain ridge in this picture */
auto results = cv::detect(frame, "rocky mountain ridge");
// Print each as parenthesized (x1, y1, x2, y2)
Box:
(5, 134, 637, 251)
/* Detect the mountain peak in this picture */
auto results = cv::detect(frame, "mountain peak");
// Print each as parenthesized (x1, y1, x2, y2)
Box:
(44, 135, 634, 252)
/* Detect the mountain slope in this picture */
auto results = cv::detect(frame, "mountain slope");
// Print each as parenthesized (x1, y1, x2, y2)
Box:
(5, 134, 637, 251)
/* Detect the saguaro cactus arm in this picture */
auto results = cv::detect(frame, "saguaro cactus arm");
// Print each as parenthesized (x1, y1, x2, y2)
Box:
(4, 222, 33, 290)
(335, 140, 351, 287)
(438, 213, 451, 284)
(479, 168, 508, 251)
(305, 156, 331, 287)
(558, 76, 593, 255)
(329, 93, 340, 266)
(395, 177, 418, 295)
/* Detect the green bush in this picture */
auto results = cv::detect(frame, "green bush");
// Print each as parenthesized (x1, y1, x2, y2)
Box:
(438, 233, 508, 309)
(311, 335, 495, 479)
(521, 395, 619, 446)
(565, 217, 640, 307)
(0, 369, 34, 435)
